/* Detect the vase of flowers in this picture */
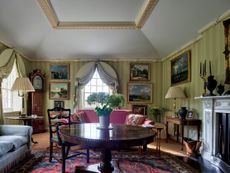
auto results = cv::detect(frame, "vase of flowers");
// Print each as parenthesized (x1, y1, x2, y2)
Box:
(87, 92, 124, 129)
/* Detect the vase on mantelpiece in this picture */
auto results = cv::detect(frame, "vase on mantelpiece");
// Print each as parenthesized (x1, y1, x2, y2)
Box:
(206, 75, 217, 96)
(216, 84, 225, 96)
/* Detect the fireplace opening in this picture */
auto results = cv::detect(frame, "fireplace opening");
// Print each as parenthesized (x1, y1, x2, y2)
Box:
(216, 113, 230, 164)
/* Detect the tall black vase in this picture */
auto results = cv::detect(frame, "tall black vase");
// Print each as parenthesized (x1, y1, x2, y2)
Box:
(178, 107, 187, 119)
(206, 75, 217, 96)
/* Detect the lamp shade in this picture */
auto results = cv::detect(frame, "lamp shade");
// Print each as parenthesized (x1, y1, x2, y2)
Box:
(11, 77, 35, 92)
(165, 86, 186, 99)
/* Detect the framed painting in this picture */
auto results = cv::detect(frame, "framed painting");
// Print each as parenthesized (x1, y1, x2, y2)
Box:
(132, 104, 148, 115)
(50, 63, 69, 80)
(127, 83, 152, 103)
(49, 82, 70, 100)
(171, 50, 191, 85)
(54, 101, 64, 108)
(130, 63, 150, 81)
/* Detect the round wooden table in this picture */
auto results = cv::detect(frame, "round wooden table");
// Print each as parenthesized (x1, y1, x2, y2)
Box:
(60, 123, 156, 173)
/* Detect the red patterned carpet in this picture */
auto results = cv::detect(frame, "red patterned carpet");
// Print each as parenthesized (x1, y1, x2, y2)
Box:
(9, 149, 200, 173)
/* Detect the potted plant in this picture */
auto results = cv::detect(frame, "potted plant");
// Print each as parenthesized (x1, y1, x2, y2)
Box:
(148, 106, 167, 123)
(87, 92, 125, 128)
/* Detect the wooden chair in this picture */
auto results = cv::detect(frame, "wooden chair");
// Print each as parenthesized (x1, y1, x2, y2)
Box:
(47, 107, 90, 173)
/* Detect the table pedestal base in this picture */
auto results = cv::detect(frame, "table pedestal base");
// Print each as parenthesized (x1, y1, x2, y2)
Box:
(75, 161, 120, 173)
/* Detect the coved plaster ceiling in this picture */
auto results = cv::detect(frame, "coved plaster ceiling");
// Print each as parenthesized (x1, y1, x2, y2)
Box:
(0, 0, 230, 61)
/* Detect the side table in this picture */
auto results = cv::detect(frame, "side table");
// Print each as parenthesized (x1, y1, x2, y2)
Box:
(152, 123, 164, 154)
(166, 116, 201, 150)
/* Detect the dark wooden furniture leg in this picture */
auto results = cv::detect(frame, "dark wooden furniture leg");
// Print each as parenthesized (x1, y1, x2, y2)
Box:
(166, 121, 168, 142)
(181, 124, 184, 150)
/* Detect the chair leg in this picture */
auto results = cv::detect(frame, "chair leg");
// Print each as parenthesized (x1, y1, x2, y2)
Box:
(86, 149, 89, 163)
(66, 146, 70, 157)
(62, 145, 66, 173)
(49, 142, 53, 162)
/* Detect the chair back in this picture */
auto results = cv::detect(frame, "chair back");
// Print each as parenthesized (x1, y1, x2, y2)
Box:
(47, 107, 71, 141)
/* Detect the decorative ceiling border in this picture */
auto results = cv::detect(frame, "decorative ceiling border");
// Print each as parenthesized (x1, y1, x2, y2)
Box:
(37, 0, 158, 29)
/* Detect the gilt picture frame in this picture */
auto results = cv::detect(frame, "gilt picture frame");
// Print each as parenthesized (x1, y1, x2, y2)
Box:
(130, 63, 150, 81)
(132, 104, 148, 115)
(171, 50, 191, 85)
(54, 101, 64, 108)
(49, 82, 70, 100)
(127, 83, 152, 103)
(50, 63, 69, 80)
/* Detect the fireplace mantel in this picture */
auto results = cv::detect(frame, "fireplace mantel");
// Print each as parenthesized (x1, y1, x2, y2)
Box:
(196, 96, 230, 173)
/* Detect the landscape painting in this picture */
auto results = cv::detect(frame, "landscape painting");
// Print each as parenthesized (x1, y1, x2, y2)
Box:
(49, 82, 70, 100)
(171, 50, 191, 85)
(128, 83, 152, 103)
(50, 64, 69, 80)
(130, 63, 150, 81)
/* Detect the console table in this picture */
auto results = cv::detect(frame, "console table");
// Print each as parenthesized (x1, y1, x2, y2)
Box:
(166, 116, 201, 150)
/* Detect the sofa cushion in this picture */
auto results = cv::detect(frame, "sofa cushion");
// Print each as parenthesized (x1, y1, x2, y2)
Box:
(0, 136, 28, 150)
(0, 141, 14, 156)
(73, 111, 89, 123)
(125, 114, 146, 125)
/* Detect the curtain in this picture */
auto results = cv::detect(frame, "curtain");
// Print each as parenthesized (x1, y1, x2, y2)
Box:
(223, 18, 230, 84)
(0, 49, 16, 124)
(73, 61, 119, 111)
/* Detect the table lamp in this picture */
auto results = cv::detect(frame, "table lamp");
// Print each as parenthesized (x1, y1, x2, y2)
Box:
(165, 86, 186, 112)
(11, 77, 35, 115)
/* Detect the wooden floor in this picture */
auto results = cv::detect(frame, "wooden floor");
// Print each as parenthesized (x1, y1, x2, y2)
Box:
(32, 132, 186, 155)
(32, 132, 223, 173)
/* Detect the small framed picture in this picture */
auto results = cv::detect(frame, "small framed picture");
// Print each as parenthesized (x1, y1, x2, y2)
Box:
(54, 101, 64, 108)
(130, 63, 150, 81)
(187, 111, 194, 119)
(50, 63, 69, 80)
(49, 82, 70, 100)
(132, 105, 147, 115)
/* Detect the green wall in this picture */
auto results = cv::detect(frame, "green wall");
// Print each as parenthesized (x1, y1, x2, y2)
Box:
(161, 20, 226, 121)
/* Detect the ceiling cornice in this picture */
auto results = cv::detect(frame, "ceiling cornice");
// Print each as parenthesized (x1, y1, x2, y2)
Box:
(37, 0, 158, 29)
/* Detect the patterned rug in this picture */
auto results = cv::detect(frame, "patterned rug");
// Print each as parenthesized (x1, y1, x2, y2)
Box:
(9, 149, 200, 173)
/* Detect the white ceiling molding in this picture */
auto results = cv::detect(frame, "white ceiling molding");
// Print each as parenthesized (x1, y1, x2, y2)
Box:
(37, 0, 158, 29)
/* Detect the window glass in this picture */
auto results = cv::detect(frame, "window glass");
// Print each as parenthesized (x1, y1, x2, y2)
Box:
(1, 62, 22, 112)
(81, 69, 112, 108)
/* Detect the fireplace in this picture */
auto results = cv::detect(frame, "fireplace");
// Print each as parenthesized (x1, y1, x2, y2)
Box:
(198, 96, 230, 173)
(216, 113, 230, 164)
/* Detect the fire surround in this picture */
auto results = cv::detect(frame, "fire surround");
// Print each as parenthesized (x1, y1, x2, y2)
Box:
(197, 96, 230, 173)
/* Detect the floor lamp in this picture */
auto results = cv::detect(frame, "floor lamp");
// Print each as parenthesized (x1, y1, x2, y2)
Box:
(165, 86, 186, 114)
(11, 77, 35, 115)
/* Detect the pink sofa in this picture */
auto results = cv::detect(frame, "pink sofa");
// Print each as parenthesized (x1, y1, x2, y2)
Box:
(71, 109, 154, 126)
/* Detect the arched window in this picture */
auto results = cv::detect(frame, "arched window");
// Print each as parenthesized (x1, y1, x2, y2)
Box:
(1, 62, 22, 112)
(81, 69, 112, 108)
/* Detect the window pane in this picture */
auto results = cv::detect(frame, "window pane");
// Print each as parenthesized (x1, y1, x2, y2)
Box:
(81, 69, 112, 109)
(1, 62, 22, 112)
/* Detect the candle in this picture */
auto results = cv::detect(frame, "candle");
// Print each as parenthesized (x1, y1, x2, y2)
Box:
(204, 60, 206, 76)
(203, 63, 205, 76)
(209, 61, 212, 75)
(200, 62, 202, 76)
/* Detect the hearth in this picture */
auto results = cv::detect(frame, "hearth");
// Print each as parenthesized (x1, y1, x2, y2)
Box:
(197, 96, 230, 173)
